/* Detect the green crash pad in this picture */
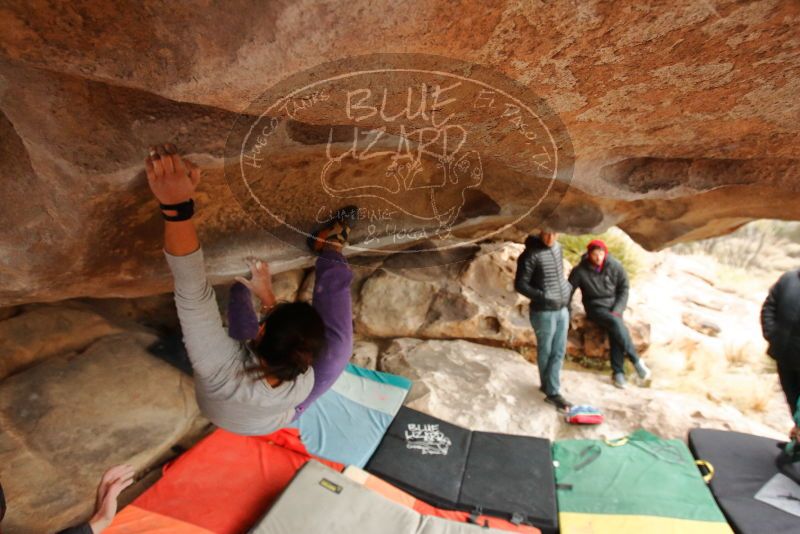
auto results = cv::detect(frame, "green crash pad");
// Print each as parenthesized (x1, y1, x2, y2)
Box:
(553, 429, 732, 533)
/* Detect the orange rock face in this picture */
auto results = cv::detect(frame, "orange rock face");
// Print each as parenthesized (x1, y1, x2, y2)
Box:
(0, 1, 798, 306)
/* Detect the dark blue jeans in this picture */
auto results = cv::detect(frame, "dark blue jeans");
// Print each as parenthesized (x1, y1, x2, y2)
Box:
(587, 308, 640, 375)
(530, 307, 569, 396)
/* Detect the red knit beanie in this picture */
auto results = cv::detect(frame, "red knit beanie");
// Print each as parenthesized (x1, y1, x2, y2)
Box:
(587, 239, 608, 253)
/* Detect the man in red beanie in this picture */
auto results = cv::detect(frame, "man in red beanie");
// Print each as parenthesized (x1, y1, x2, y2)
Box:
(568, 239, 651, 389)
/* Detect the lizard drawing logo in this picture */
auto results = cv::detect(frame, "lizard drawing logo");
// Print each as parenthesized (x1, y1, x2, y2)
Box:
(319, 123, 483, 238)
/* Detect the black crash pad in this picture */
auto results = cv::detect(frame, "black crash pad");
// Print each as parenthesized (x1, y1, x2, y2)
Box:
(367, 408, 471, 507)
(688, 428, 800, 534)
(366, 407, 558, 533)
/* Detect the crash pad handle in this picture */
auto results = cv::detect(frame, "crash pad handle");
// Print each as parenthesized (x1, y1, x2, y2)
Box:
(695, 459, 715, 483)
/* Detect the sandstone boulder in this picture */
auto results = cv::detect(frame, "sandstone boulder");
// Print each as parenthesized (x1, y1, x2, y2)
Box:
(0, 332, 204, 533)
(221, 267, 306, 318)
(0, 305, 20, 321)
(355, 242, 534, 345)
(355, 241, 650, 363)
(0, 305, 122, 380)
(1, 2, 799, 306)
(357, 270, 440, 337)
(681, 311, 722, 337)
(271, 269, 305, 303)
(297, 256, 385, 305)
(378, 337, 783, 442)
(350, 339, 380, 370)
(567, 309, 651, 362)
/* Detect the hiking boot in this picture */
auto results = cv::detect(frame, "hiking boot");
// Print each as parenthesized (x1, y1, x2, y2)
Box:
(634, 360, 652, 382)
(307, 205, 358, 253)
(612, 372, 627, 389)
(545, 394, 573, 412)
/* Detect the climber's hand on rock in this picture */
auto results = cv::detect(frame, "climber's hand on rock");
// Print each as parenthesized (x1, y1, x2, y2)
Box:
(145, 143, 201, 205)
(89, 464, 135, 533)
(235, 257, 275, 304)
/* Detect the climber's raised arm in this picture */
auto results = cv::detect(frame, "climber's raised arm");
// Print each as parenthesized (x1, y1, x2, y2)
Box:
(146, 143, 200, 256)
(145, 143, 242, 381)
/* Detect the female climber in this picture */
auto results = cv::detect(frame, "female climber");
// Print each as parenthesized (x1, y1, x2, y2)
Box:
(145, 143, 355, 435)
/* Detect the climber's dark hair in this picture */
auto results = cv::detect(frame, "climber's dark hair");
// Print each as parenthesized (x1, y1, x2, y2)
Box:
(247, 301, 326, 383)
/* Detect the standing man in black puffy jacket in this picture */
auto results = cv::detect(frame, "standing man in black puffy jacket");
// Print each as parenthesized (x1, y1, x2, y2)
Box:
(568, 239, 651, 389)
(761, 268, 800, 424)
(515, 230, 574, 411)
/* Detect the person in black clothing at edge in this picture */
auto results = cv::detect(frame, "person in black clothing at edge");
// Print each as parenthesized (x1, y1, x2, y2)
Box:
(0, 465, 134, 533)
(567, 239, 652, 389)
(761, 267, 800, 440)
(515, 229, 574, 412)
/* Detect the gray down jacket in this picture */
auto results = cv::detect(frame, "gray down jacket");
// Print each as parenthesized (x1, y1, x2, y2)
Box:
(514, 235, 572, 312)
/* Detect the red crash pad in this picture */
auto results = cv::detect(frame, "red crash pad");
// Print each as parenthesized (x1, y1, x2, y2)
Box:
(109, 428, 342, 534)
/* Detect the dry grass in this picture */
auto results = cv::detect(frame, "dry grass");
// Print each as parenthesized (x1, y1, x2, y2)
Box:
(681, 339, 719, 378)
(714, 263, 772, 297)
(724, 341, 754, 367)
(671, 220, 800, 275)
(517, 345, 536, 364)
(748, 387, 771, 413)
(720, 375, 776, 414)
(647, 337, 782, 418)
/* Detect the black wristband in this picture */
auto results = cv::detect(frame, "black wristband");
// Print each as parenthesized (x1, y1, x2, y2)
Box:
(159, 199, 194, 221)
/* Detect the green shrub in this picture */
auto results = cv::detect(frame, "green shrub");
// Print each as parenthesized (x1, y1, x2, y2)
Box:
(559, 230, 644, 280)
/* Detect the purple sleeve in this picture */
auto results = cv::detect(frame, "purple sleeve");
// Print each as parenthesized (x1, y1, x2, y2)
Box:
(292, 249, 354, 419)
(227, 281, 260, 341)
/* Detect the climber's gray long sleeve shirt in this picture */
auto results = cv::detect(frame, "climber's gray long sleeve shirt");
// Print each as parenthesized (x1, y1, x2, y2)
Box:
(163, 245, 314, 435)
